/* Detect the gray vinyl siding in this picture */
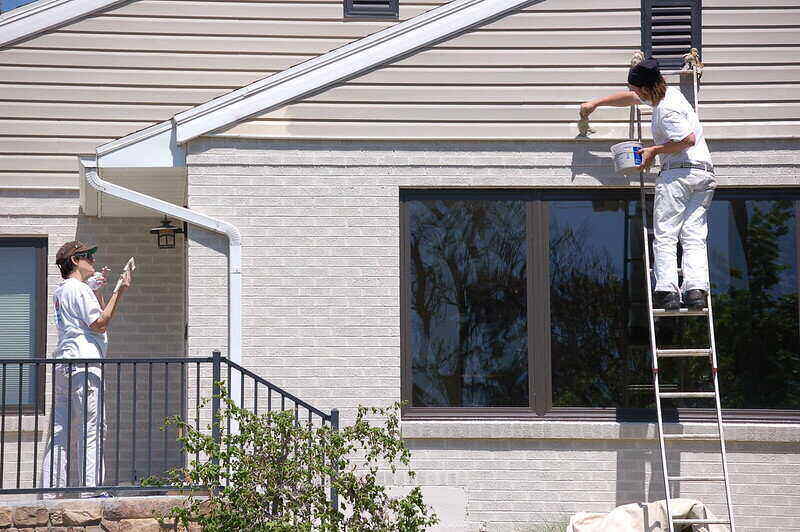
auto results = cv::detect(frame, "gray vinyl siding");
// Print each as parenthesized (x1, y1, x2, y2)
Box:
(217, 0, 800, 141)
(0, 0, 437, 189)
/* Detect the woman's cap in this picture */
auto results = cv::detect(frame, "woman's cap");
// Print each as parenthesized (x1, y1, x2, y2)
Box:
(56, 240, 98, 264)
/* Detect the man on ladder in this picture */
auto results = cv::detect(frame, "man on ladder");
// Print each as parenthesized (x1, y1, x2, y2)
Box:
(580, 58, 715, 311)
(578, 58, 735, 531)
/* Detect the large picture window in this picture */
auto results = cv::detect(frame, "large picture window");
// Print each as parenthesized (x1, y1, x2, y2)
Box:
(401, 190, 800, 421)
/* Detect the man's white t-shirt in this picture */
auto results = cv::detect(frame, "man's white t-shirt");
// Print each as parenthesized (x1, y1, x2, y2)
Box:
(53, 278, 108, 359)
(650, 86, 713, 168)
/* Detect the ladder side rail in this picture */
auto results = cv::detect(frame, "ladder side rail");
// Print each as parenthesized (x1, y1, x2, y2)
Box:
(691, 65, 736, 529)
(705, 264, 737, 529)
(636, 105, 675, 532)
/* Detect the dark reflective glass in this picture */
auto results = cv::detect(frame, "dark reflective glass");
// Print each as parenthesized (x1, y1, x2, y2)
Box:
(549, 199, 653, 408)
(406, 191, 800, 414)
(684, 197, 800, 410)
(550, 194, 800, 412)
(408, 197, 528, 407)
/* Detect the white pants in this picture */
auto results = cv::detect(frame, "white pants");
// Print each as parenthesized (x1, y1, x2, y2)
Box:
(653, 168, 716, 294)
(41, 367, 105, 492)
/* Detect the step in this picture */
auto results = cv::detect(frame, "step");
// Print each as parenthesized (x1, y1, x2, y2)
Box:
(659, 391, 715, 399)
(673, 518, 731, 525)
(663, 433, 719, 440)
(668, 476, 725, 482)
(653, 308, 708, 317)
(656, 348, 711, 358)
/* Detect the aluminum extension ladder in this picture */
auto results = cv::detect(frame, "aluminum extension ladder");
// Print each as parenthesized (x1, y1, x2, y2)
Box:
(633, 66, 736, 532)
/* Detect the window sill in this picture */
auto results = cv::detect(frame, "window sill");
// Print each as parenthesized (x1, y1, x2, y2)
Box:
(401, 419, 800, 443)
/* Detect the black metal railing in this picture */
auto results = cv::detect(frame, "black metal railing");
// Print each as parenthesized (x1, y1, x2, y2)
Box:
(0, 351, 337, 498)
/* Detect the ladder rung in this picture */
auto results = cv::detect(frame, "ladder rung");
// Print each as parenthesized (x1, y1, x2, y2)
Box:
(659, 392, 715, 399)
(656, 348, 711, 357)
(663, 433, 719, 440)
(668, 476, 725, 482)
(652, 308, 708, 317)
(673, 519, 731, 525)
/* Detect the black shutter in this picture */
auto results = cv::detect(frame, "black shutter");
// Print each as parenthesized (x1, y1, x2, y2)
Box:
(642, 0, 702, 71)
(344, 0, 399, 19)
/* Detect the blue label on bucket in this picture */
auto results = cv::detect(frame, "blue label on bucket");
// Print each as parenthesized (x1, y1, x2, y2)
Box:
(633, 146, 642, 165)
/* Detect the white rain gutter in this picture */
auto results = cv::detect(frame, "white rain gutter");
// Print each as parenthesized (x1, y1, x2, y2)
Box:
(80, 157, 243, 376)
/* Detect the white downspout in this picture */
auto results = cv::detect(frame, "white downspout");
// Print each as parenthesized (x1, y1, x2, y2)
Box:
(81, 158, 242, 404)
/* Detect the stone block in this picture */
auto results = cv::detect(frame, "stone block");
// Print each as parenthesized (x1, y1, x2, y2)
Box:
(52, 501, 103, 526)
(12, 506, 48, 528)
(100, 518, 166, 531)
(0, 506, 12, 527)
(103, 497, 186, 521)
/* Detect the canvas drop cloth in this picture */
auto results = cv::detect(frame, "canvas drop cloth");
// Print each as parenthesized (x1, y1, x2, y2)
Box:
(567, 498, 729, 532)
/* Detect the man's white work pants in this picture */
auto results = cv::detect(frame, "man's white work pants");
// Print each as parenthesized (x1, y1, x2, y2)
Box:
(41, 367, 104, 492)
(653, 167, 716, 295)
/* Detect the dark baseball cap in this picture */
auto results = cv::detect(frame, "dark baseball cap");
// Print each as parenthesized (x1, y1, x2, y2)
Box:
(628, 58, 661, 87)
(56, 240, 98, 264)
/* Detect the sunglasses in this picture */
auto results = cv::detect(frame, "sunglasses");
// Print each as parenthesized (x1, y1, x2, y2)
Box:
(74, 252, 96, 262)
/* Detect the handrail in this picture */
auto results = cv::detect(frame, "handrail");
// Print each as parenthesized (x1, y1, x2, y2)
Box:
(223, 358, 331, 421)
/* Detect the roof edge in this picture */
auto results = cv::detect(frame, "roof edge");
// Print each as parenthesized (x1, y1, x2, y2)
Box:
(96, 0, 545, 164)
(0, 0, 126, 48)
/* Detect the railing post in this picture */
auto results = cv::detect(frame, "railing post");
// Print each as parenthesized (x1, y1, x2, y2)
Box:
(330, 408, 339, 513)
(211, 351, 221, 469)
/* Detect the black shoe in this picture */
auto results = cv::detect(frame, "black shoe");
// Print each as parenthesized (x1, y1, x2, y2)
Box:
(654, 291, 680, 311)
(684, 289, 708, 310)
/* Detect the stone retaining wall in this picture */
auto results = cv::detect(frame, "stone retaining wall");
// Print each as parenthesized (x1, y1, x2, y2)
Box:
(0, 496, 202, 531)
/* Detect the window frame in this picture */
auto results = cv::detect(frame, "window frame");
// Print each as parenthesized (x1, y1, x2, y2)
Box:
(400, 189, 800, 423)
(343, 0, 399, 20)
(0, 237, 47, 413)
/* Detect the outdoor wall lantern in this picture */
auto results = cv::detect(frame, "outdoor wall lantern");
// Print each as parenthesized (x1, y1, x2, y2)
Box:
(150, 216, 184, 249)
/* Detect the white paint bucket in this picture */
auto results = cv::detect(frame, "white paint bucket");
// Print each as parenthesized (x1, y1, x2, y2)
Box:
(611, 141, 644, 176)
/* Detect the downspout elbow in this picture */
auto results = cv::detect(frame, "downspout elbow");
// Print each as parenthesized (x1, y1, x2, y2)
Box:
(83, 158, 243, 368)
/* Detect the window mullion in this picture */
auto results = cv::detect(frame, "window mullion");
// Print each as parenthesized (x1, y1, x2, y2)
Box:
(529, 193, 551, 416)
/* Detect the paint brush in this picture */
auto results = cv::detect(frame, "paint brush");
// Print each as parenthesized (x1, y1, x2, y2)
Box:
(114, 256, 136, 293)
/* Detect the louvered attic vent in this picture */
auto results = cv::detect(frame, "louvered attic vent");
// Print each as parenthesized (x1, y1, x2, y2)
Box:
(344, 0, 399, 19)
(641, 0, 702, 71)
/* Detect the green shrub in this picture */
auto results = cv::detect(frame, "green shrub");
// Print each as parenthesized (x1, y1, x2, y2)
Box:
(146, 389, 438, 531)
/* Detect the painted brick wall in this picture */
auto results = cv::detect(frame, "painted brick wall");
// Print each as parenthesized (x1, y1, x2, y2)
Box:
(185, 138, 800, 531)
(0, 191, 185, 493)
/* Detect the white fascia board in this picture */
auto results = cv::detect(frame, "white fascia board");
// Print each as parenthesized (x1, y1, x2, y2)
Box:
(173, 0, 545, 144)
(96, 120, 186, 168)
(0, 0, 126, 48)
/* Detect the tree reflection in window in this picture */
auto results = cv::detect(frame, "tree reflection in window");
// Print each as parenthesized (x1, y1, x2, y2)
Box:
(408, 197, 528, 407)
(684, 198, 800, 409)
(549, 199, 652, 408)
